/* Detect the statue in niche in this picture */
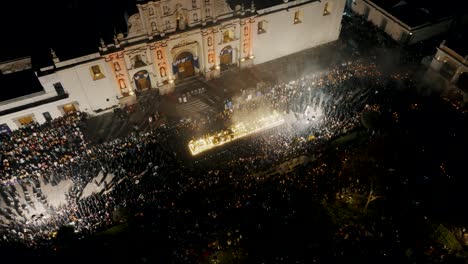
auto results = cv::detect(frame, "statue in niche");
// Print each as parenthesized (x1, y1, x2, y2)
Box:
(119, 79, 127, 89)
(157, 50, 163, 60)
(160, 67, 167, 77)
(133, 54, 147, 68)
(114, 62, 121, 71)
(176, 4, 187, 30)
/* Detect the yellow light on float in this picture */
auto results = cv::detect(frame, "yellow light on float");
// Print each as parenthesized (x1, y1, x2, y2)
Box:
(188, 112, 284, 155)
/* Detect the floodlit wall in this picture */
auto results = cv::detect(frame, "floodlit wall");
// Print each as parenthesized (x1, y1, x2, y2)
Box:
(0, 98, 77, 131)
(52, 59, 120, 112)
(429, 42, 468, 83)
(253, 0, 345, 64)
(0, 59, 120, 131)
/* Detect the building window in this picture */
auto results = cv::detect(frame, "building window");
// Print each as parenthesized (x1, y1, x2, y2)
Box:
(205, 7, 211, 17)
(151, 22, 157, 32)
(379, 18, 387, 31)
(165, 20, 171, 29)
(323, 2, 331, 16)
(53, 82, 66, 95)
(223, 30, 234, 43)
(257, 21, 266, 34)
(149, 7, 154, 16)
(163, 6, 170, 15)
(192, 0, 197, 8)
(193, 13, 199, 21)
(294, 11, 302, 24)
(17, 115, 35, 126)
(43, 112, 53, 122)
(205, 0, 210, 3)
(244, 26, 249, 36)
(90, 65, 105, 80)
(160, 67, 167, 77)
(157, 50, 163, 60)
(440, 61, 456, 79)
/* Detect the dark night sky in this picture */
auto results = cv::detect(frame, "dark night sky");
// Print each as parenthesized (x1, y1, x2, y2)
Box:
(0, 0, 135, 66)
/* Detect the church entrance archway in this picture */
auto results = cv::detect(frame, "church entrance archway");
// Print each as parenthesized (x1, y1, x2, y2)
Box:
(220, 46, 233, 71)
(173, 52, 195, 79)
(134, 70, 151, 90)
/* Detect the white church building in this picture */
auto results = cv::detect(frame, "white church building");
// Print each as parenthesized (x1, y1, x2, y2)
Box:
(0, 0, 345, 131)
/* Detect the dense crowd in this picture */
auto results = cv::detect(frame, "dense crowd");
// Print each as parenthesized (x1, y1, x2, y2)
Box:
(0, 58, 431, 262)
(0, 112, 87, 184)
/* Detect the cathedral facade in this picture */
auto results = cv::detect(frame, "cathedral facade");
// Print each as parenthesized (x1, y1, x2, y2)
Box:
(0, 0, 345, 131)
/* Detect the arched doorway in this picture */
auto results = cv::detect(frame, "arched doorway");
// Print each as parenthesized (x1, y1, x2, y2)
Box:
(220, 46, 233, 71)
(134, 70, 151, 90)
(173, 52, 195, 79)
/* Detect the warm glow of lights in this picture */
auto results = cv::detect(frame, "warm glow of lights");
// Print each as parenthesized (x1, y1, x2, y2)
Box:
(249, 55, 254, 59)
(215, 65, 220, 70)
(188, 112, 284, 155)
(169, 79, 174, 84)
(240, 58, 246, 62)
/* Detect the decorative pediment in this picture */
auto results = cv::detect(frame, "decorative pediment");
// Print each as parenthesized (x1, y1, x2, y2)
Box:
(173, 39, 197, 49)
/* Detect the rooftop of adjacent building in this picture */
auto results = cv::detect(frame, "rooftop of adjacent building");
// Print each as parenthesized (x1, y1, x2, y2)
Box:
(368, 0, 458, 28)
(0, 69, 45, 103)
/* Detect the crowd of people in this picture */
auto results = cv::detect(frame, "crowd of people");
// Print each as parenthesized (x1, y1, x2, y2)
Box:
(0, 112, 88, 185)
(0, 57, 428, 261)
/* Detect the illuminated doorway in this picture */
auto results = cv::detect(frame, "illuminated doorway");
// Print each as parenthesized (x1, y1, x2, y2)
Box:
(62, 103, 77, 114)
(17, 115, 35, 126)
(134, 70, 151, 90)
(175, 52, 195, 79)
(220, 45, 233, 71)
